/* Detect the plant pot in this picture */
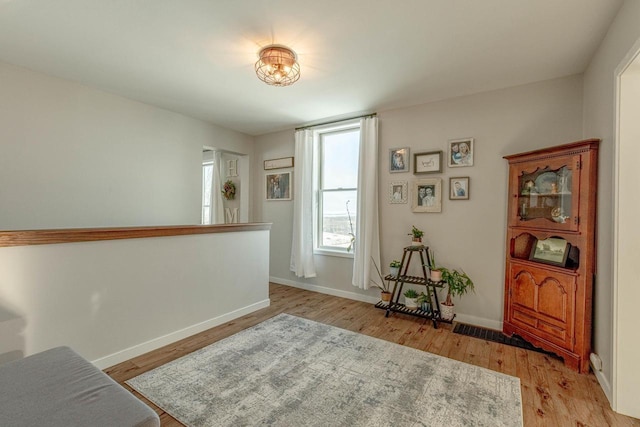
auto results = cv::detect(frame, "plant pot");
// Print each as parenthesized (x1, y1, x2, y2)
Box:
(440, 303, 455, 321)
(380, 291, 392, 306)
(430, 269, 442, 282)
(389, 266, 400, 277)
(405, 297, 418, 310)
(411, 238, 423, 246)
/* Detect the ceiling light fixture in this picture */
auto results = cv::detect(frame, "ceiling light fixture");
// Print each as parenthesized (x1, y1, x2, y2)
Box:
(255, 44, 300, 87)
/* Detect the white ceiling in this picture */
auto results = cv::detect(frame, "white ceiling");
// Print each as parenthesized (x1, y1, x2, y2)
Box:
(0, 1, 623, 136)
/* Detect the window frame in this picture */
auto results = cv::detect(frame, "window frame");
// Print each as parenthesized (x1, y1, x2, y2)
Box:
(312, 121, 360, 258)
(202, 160, 214, 225)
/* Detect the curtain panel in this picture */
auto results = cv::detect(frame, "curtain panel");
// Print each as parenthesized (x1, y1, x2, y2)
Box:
(290, 129, 317, 278)
(352, 117, 381, 289)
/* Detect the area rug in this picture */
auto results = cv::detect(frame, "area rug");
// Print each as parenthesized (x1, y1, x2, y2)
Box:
(126, 314, 523, 427)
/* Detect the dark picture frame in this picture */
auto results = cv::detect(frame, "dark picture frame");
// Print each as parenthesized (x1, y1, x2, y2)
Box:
(265, 172, 292, 201)
(449, 177, 470, 200)
(529, 237, 570, 267)
(413, 151, 443, 174)
(389, 147, 410, 173)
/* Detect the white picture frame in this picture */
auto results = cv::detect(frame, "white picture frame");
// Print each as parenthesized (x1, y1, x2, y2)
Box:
(389, 181, 408, 204)
(411, 179, 442, 213)
(448, 138, 474, 167)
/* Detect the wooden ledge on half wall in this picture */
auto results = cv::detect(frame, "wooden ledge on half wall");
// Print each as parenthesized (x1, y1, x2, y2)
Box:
(0, 223, 272, 248)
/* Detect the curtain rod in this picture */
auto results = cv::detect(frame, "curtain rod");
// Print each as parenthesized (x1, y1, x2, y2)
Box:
(294, 113, 377, 131)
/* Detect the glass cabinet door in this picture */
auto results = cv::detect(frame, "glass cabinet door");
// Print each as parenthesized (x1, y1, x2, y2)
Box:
(512, 155, 580, 231)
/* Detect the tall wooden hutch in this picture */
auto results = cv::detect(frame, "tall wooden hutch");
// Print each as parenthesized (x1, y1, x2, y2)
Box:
(503, 139, 599, 372)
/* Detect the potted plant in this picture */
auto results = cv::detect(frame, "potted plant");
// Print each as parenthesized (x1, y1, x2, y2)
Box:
(403, 289, 419, 309)
(439, 267, 475, 321)
(426, 248, 442, 281)
(416, 291, 432, 313)
(389, 260, 401, 277)
(370, 257, 392, 305)
(408, 225, 424, 246)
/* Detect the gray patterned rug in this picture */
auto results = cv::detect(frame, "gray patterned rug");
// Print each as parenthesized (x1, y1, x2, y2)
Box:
(126, 314, 523, 426)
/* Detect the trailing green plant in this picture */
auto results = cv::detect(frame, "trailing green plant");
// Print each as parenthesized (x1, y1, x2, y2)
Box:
(389, 260, 401, 268)
(440, 268, 475, 306)
(403, 288, 419, 299)
(408, 225, 424, 239)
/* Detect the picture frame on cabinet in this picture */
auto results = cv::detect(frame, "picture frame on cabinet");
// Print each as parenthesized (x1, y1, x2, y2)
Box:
(529, 237, 570, 267)
(448, 138, 474, 167)
(413, 150, 443, 174)
(449, 177, 469, 200)
(411, 179, 442, 213)
(389, 147, 410, 173)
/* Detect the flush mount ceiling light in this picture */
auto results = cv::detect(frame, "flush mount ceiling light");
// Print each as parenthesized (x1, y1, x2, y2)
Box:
(255, 44, 300, 87)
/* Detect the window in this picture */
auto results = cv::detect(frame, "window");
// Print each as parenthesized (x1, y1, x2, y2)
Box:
(315, 122, 360, 255)
(202, 161, 213, 224)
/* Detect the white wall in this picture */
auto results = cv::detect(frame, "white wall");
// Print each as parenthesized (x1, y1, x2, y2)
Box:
(0, 229, 270, 369)
(255, 75, 584, 327)
(0, 60, 255, 230)
(582, 0, 640, 414)
(617, 63, 640, 419)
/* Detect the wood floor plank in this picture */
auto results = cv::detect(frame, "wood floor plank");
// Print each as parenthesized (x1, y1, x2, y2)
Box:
(106, 283, 640, 427)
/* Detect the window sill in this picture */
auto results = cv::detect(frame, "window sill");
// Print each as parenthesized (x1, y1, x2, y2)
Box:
(314, 248, 354, 259)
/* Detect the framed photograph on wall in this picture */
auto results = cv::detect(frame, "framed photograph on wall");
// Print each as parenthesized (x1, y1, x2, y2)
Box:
(413, 151, 443, 174)
(448, 138, 474, 167)
(389, 181, 408, 204)
(265, 172, 292, 201)
(389, 147, 410, 173)
(449, 177, 470, 200)
(529, 237, 570, 267)
(411, 178, 442, 213)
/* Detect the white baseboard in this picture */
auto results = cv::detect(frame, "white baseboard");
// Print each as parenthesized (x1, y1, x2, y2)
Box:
(271, 276, 502, 330)
(270, 276, 380, 304)
(592, 365, 613, 405)
(92, 299, 271, 369)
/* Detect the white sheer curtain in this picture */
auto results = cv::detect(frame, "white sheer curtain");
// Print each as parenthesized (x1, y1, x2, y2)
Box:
(210, 151, 225, 224)
(352, 117, 381, 289)
(290, 129, 317, 278)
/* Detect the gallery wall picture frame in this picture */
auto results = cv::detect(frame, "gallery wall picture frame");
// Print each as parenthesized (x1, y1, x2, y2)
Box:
(413, 150, 443, 174)
(529, 237, 571, 267)
(389, 147, 410, 173)
(264, 157, 294, 170)
(411, 178, 442, 213)
(449, 177, 470, 200)
(389, 181, 408, 204)
(265, 172, 292, 201)
(448, 137, 474, 167)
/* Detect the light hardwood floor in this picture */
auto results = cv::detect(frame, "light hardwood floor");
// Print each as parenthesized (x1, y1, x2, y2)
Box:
(106, 283, 640, 427)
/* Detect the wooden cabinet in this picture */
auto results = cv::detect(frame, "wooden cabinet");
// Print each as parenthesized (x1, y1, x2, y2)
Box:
(503, 139, 599, 373)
